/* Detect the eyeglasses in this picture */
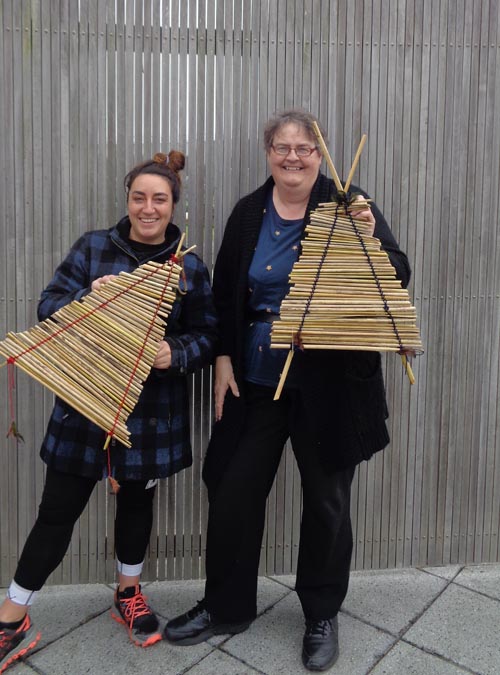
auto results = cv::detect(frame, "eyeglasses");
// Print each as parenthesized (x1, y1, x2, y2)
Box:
(271, 144, 319, 157)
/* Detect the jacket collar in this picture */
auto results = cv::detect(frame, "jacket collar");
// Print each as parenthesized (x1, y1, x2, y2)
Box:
(110, 216, 183, 260)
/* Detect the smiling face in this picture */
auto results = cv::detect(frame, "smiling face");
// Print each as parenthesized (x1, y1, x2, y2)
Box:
(127, 174, 174, 244)
(266, 123, 322, 195)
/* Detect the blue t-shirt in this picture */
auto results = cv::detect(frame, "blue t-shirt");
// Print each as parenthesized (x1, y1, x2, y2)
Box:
(244, 193, 303, 387)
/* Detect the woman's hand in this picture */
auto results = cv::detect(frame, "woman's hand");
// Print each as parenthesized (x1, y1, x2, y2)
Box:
(91, 274, 117, 292)
(153, 340, 172, 369)
(214, 355, 240, 421)
(351, 196, 375, 236)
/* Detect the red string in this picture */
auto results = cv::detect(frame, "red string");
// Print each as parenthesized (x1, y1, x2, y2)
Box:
(7, 357, 16, 426)
(102, 254, 182, 489)
(8, 261, 176, 365)
(6, 257, 180, 453)
(105, 257, 178, 445)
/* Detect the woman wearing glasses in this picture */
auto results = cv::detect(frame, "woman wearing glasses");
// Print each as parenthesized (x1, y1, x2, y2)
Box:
(164, 110, 411, 672)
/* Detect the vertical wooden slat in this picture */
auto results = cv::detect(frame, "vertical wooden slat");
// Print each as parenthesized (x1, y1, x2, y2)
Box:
(470, 0, 496, 563)
(422, 0, 444, 567)
(106, 0, 117, 227)
(163, 0, 177, 581)
(377, 0, 398, 568)
(133, 0, 144, 165)
(142, 0, 153, 160)
(0, 0, 10, 588)
(308, 0, 322, 117)
(104, 0, 118, 584)
(316, 0, 330, 125)
(476, 2, 496, 563)
(181, 0, 199, 581)
(266, 0, 290, 578)
(458, 0, 476, 565)
(84, 0, 101, 584)
(150, 0, 161, 155)
(172, 0, 189, 581)
(69, 0, 83, 584)
(142, 0, 162, 583)
(238, 0, 252, 198)
(1, 0, 20, 586)
(198, 0, 218, 581)
(191, 0, 210, 581)
(15, 0, 34, 570)
(122, 0, 134, 175)
(486, 0, 500, 562)
(434, 0, 454, 566)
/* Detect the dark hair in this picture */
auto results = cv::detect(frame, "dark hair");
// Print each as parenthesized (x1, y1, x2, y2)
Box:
(263, 109, 328, 152)
(124, 150, 186, 203)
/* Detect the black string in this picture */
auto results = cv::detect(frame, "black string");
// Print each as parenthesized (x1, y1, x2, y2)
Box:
(345, 204, 405, 353)
(295, 192, 406, 354)
(294, 202, 342, 349)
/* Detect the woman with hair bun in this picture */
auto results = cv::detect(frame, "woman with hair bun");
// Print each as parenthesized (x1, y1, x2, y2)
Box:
(0, 151, 217, 670)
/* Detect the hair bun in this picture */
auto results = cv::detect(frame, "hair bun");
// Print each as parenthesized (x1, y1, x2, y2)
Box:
(153, 152, 168, 165)
(167, 150, 185, 172)
(152, 150, 185, 172)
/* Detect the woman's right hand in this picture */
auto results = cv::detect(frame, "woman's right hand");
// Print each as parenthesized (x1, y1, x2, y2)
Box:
(91, 275, 117, 292)
(214, 355, 240, 421)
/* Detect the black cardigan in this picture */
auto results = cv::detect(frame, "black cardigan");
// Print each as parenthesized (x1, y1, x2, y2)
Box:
(203, 173, 411, 492)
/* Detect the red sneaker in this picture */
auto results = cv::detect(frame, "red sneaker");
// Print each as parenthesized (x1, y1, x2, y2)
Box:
(0, 614, 41, 673)
(111, 585, 162, 647)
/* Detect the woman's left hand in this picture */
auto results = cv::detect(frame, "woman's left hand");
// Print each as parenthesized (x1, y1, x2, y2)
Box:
(351, 196, 375, 236)
(153, 340, 172, 369)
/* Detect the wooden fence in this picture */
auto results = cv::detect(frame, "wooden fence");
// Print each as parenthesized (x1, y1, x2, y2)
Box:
(1, 0, 499, 585)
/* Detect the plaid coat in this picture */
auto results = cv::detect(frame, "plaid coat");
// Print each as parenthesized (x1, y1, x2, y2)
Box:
(38, 217, 218, 481)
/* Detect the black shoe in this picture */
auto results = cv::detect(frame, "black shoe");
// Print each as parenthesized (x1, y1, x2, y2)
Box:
(163, 601, 252, 646)
(302, 615, 339, 672)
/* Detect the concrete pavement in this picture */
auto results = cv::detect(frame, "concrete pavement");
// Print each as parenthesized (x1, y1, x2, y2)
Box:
(4, 563, 500, 674)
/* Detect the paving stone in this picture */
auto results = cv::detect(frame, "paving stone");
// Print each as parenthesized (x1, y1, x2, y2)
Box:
(371, 640, 475, 675)
(186, 649, 262, 674)
(404, 583, 500, 675)
(421, 565, 463, 581)
(25, 583, 113, 650)
(223, 591, 396, 675)
(453, 563, 500, 601)
(344, 568, 447, 635)
(27, 611, 211, 675)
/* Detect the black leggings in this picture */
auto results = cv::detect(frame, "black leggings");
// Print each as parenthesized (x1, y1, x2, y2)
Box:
(14, 467, 156, 591)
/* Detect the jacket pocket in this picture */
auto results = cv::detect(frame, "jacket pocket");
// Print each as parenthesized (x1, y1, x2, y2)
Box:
(344, 354, 390, 459)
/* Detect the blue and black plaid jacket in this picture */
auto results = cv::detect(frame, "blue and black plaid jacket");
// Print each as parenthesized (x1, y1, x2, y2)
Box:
(38, 217, 218, 481)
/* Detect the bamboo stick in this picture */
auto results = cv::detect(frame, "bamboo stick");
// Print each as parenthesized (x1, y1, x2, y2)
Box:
(343, 135, 367, 192)
(273, 349, 295, 401)
(312, 121, 343, 192)
(0, 256, 185, 443)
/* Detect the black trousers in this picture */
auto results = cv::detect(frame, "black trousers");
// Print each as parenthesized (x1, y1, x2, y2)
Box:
(14, 467, 156, 591)
(205, 383, 356, 622)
